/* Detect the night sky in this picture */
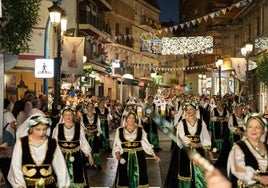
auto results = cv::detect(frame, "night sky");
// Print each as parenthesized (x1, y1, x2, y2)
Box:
(157, 0, 179, 23)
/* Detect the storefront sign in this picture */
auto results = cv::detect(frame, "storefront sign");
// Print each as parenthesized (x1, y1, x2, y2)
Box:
(35, 59, 54, 78)
(105, 67, 112, 73)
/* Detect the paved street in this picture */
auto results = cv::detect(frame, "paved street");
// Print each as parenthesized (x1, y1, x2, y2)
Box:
(87, 129, 172, 188)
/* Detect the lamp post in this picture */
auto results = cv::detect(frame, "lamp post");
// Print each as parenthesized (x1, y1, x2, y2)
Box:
(241, 40, 253, 102)
(216, 57, 223, 98)
(198, 73, 206, 95)
(150, 69, 157, 96)
(48, 1, 67, 110)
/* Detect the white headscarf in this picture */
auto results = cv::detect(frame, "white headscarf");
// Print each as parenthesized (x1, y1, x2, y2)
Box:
(16, 113, 50, 141)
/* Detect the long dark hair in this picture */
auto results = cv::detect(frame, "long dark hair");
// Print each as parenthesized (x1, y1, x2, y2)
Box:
(12, 100, 25, 118)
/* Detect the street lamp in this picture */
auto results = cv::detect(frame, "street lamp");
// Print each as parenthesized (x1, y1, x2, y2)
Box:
(241, 40, 253, 102)
(216, 57, 223, 98)
(198, 73, 206, 95)
(48, 1, 67, 110)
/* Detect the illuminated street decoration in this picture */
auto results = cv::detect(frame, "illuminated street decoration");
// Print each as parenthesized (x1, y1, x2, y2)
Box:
(141, 39, 162, 54)
(141, 35, 214, 55)
(161, 36, 213, 55)
(255, 37, 268, 51)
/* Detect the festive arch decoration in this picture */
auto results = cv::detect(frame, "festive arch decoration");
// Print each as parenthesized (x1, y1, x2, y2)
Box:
(141, 36, 214, 55)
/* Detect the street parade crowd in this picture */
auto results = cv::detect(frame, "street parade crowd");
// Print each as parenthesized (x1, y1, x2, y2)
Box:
(1, 88, 268, 188)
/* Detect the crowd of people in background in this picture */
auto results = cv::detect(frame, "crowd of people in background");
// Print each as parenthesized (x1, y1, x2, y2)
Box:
(1, 87, 267, 187)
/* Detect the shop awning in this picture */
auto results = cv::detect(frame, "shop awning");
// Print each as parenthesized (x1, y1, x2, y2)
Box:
(117, 78, 139, 86)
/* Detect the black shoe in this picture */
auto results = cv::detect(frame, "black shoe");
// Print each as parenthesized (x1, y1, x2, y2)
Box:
(154, 148, 162, 152)
(91, 164, 98, 169)
(105, 147, 112, 152)
(97, 165, 102, 170)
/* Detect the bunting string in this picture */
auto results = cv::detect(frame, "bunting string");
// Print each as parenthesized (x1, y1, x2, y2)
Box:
(140, 0, 253, 37)
(129, 63, 216, 72)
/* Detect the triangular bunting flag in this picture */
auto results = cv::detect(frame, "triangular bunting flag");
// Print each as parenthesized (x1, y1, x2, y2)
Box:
(180, 23, 185, 29)
(221, 8, 227, 15)
(203, 15, 209, 22)
(241, 0, 247, 6)
(234, 2, 241, 8)
(169, 27, 173, 32)
(197, 18, 202, 23)
(174, 25, 178, 31)
(227, 6, 233, 11)
(186, 21, 191, 28)
(191, 20, 197, 26)
(209, 12, 215, 19)
(215, 10, 221, 17)
(164, 28, 168, 33)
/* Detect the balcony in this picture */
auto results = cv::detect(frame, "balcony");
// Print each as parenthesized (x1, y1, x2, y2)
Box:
(140, 15, 161, 30)
(96, 0, 112, 11)
(78, 2, 111, 41)
(114, 34, 134, 48)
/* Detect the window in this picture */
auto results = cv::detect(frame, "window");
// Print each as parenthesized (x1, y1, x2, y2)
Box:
(115, 23, 120, 35)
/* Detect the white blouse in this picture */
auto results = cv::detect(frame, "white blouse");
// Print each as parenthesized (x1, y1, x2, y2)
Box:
(228, 114, 244, 133)
(112, 126, 154, 158)
(176, 118, 211, 148)
(52, 124, 92, 156)
(227, 138, 268, 185)
(8, 138, 70, 188)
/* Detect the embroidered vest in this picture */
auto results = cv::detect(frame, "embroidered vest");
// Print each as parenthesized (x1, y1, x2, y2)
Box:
(214, 107, 227, 118)
(21, 136, 56, 187)
(95, 107, 109, 120)
(119, 126, 143, 151)
(82, 113, 98, 133)
(57, 123, 80, 154)
(182, 119, 202, 143)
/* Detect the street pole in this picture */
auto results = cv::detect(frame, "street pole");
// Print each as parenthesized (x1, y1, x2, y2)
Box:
(216, 57, 223, 98)
(219, 65, 221, 98)
(52, 25, 62, 110)
(48, 1, 66, 110)
(0, 53, 3, 142)
(43, 17, 51, 97)
(245, 57, 249, 102)
(241, 40, 253, 103)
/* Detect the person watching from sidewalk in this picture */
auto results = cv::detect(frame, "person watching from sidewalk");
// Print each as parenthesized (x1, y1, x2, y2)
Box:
(0, 142, 11, 186)
(3, 98, 17, 147)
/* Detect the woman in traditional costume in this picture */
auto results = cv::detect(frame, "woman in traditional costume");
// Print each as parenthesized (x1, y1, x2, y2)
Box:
(113, 111, 160, 188)
(8, 115, 70, 188)
(215, 103, 245, 171)
(52, 107, 94, 188)
(176, 101, 212, 188)
(227, 113, 268, 187)
(81, 103, 102, 169)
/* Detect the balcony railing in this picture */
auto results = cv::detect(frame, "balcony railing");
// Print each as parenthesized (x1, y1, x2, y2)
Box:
(140, 15, 161, 30)
(114, 34, 133, 48)
(79, 11, 111, 34)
